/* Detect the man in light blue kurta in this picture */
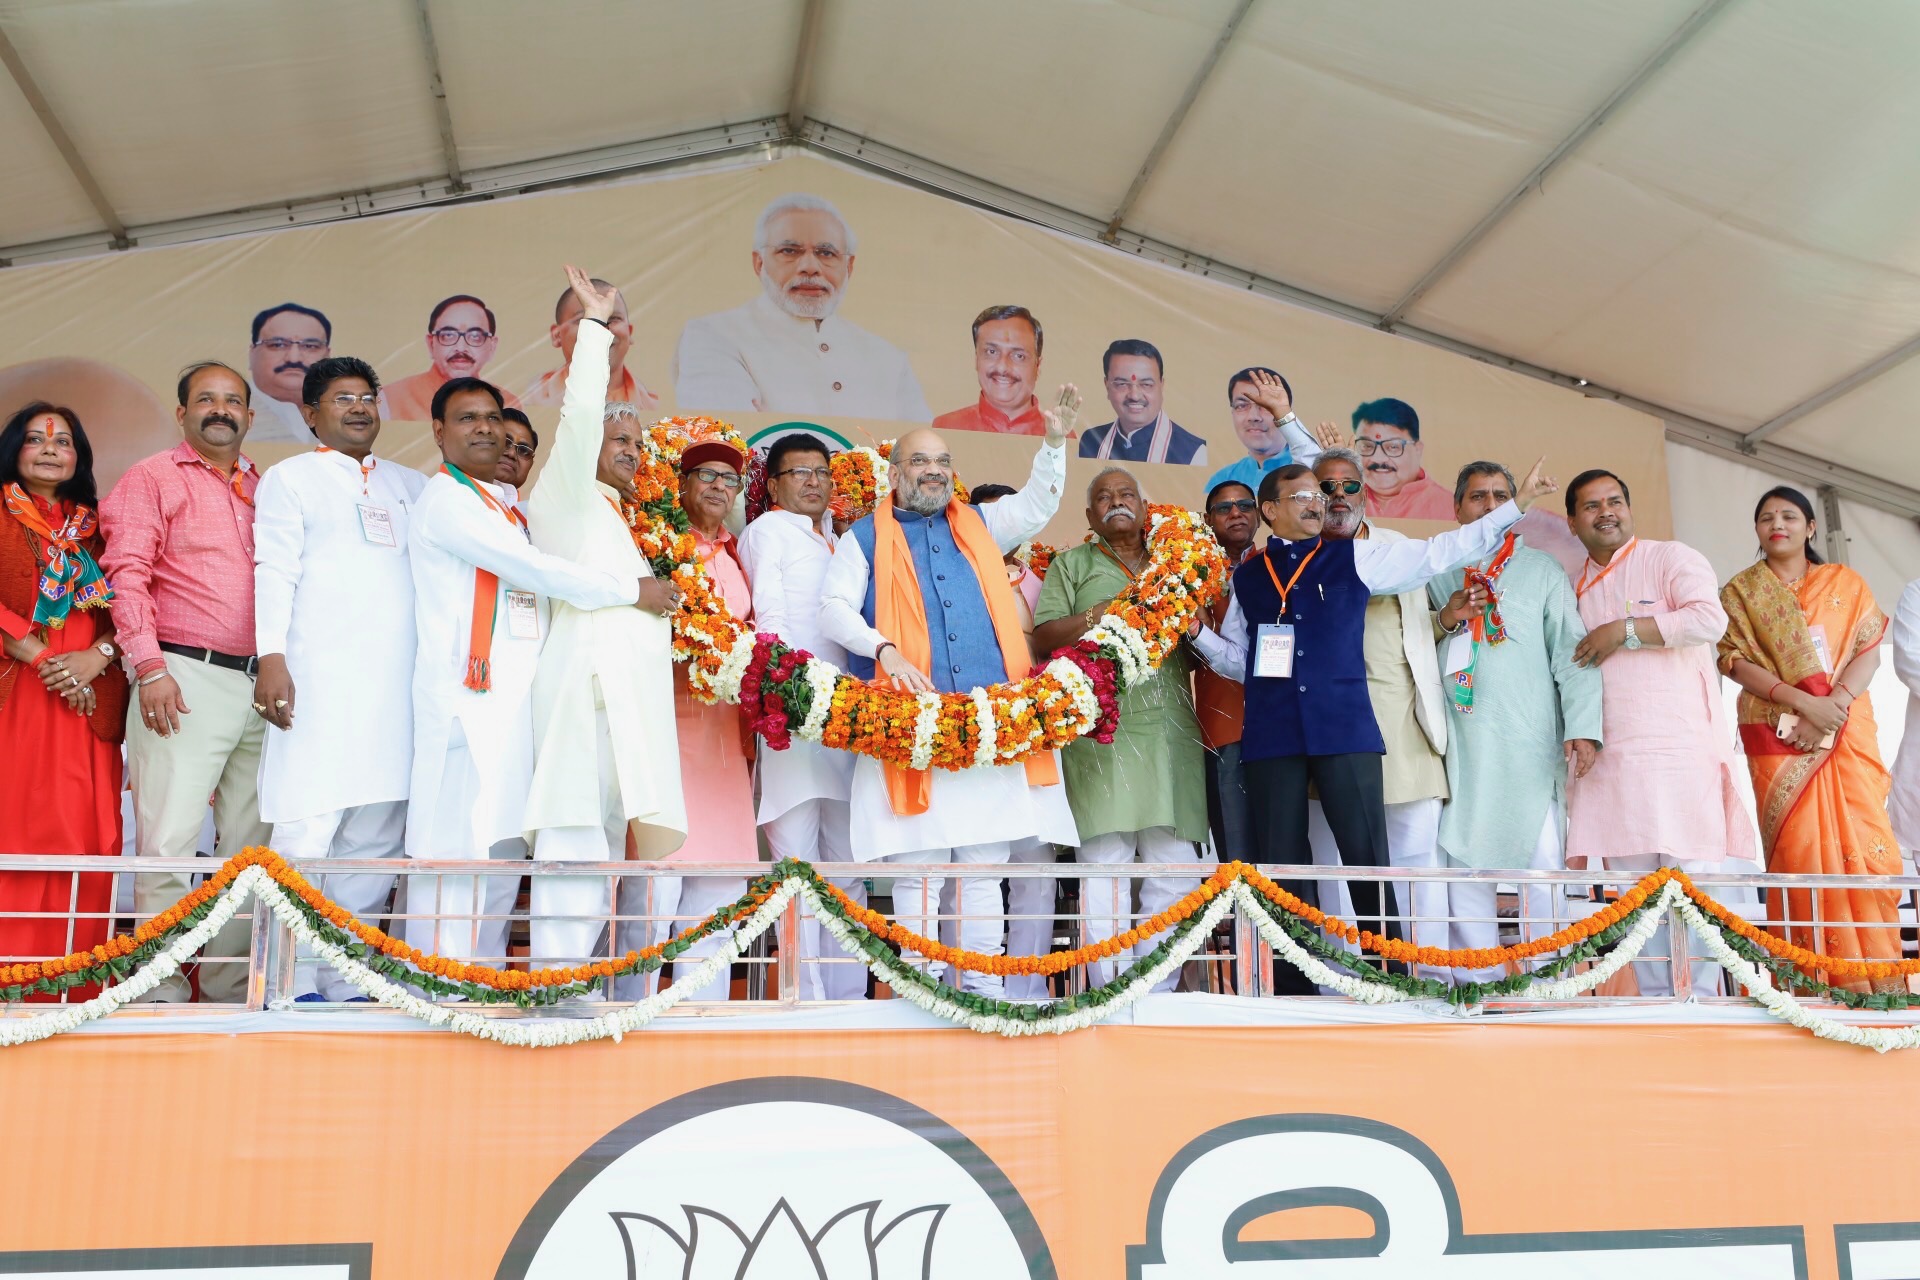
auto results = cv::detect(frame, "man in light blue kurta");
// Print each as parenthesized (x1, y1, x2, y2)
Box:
(1426, 462, 1601, 979)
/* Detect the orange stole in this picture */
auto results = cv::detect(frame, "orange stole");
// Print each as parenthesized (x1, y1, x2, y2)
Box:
(872, 498, 1059, 816)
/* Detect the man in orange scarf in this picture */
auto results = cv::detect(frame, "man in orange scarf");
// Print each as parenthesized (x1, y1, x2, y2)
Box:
(819, 406, 1080, 997)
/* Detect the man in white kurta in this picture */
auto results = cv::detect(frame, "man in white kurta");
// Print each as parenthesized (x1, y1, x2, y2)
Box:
(252, 358, 424, 1000)
(739, 431, 863, 999)
(525, 270, 686, 973)
(673, 194, 931, 422)
(407, 377, 645, 964)
(819, 426, 1079, 997)
(1891, 577, 1920, 860)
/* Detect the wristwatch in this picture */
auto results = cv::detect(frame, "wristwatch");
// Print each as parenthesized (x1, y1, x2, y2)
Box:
(96, 640, 117, 660)
(1622, 618, 1641, 651)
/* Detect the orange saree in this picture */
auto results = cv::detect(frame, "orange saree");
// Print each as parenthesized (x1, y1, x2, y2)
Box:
(1718, 562, 1900, 992)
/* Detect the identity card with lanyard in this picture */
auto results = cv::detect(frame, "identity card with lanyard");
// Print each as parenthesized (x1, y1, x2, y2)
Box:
(1254, 542, 1320, 679)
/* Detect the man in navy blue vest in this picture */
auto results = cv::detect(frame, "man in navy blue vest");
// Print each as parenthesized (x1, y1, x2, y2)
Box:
(820, 417, 1082, 996)
(1193, 457, 1559, 993)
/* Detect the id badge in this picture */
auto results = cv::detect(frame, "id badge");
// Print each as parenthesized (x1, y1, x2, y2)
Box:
(357, 503, 396, 547)
(505, 589, 540, 640)
(1254, 623, 1295, 679)
(1444, 632, 1473, 676)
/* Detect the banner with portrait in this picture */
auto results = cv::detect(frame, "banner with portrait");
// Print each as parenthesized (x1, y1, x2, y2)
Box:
(0, 153, 1669, 549)
(0, 1020, 1911, 1277)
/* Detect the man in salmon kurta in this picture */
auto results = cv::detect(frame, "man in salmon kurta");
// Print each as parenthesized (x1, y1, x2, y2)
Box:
(1561, 469, 1758, 997)
(525, 268, 684, 982)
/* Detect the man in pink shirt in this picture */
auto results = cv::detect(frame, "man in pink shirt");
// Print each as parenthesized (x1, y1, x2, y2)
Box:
(100, 360, 270, 1002)
(1355, 398, 1455, 520)
(1562, 468, 1758, 997)
(931, 305, 1050, 437)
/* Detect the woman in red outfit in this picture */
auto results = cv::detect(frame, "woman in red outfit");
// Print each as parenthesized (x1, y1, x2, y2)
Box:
(0, 403, 127, 1000)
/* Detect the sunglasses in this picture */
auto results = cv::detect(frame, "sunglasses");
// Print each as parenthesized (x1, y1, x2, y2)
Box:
(1208, 499, 1257, 515)
(1319, 479, 1363, 496)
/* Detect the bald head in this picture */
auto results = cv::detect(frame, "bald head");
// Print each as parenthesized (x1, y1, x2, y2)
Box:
(891, 428, 956, 516)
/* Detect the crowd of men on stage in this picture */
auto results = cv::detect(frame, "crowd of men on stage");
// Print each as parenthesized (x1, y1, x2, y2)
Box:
(24, 257, 1843, 1006)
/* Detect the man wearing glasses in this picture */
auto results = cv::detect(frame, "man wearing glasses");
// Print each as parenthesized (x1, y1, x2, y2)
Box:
(1191, 456, 1558, 993)
(1193, 481, 1259, 865)
(245, 302, 332, 444)
(1302, 447, 1452, 973)
(1352, 397, 1454, 520)
(251, 357, 424, 1001)
(380, 294, 520, 422)
(494, 409, 539, 514)
(1077, 339, 1207, 467)
(674, 193, 930, 422)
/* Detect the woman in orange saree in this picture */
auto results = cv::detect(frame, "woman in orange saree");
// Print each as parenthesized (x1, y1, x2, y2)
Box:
(1717, 487, 1901, 994)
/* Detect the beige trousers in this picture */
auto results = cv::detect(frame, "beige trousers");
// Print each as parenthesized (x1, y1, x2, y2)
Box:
(124, 656, 269, 1003)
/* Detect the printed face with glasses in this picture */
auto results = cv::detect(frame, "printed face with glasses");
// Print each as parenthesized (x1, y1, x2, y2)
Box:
(426, 299, 499, 381)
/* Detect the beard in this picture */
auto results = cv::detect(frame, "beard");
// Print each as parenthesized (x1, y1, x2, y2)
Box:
(900, 475, 953, 516)
(764, 270, 840, 321)
(1323, 503, 1362, 537)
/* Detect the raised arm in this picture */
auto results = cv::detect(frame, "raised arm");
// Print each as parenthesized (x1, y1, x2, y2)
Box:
(1355, 500, 1523, 596)
(529, 267, 615, 515)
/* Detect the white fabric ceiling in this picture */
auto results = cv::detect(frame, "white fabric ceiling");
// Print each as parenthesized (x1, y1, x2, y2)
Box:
(3, 0, 1919, 520)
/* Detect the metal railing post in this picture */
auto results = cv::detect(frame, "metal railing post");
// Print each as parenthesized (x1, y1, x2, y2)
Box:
(1667, 902, 1692, 1001)
(244, 895, 274, 1011)
(776, 898, 801, 1006)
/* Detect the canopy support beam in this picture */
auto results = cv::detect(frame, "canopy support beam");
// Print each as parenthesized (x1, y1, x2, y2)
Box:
(1740, 330, 1920, 447)
(1376, 0, 1732, 329)
(413, 0, 466, 193)
(0, 25, 128, 249)
(786, 0, 827, 139)
(1101, 0, 1255, 243)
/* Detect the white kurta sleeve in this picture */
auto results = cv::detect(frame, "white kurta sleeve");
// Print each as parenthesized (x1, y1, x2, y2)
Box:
(1893, 579, 1920, 699)
(1277, 416, 1323, 467)
(977, 442, 1066, 552)
(1192, 595, 1248, 682)
(422, 488, 639, 611)
(819, 533, 888, 658)
(1353, 499, 1523, 596)
(673, 314, 761, 412)
(252, 467, 304, 657)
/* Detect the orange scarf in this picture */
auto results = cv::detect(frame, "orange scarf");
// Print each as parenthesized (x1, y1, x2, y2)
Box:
(873, 498, 1058, 815)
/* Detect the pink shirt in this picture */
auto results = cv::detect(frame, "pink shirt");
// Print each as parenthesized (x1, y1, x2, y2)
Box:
(99, 441, 261, 672)
(1366, 471, 1455, 520)
(693, 527, 752, 621)
(1562, 538, 1758, 869)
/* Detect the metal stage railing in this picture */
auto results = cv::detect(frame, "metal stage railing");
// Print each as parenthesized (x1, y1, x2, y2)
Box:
(1, 854, 1916, 1017)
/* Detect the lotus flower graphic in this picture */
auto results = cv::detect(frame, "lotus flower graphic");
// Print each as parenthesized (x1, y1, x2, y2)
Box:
(613, 1197, 948, 1279)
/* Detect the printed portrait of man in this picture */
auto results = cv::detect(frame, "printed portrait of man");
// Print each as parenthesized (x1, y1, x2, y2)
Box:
(522, 277, 660, 411)
(245, 302, 331, 444)
(931, 305, 1050, 436)
(673, 192, 930, 422)
(1354, 396, 1453, 519)
(1075, 339, 1207, 466)
(379, 293, 519, 420)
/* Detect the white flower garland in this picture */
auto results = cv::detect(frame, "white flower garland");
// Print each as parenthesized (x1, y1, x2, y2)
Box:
(1043, 655, 1102, 734)
(907, 691, 940, 770)
(969, 686, 998, 769)
(706, 627, 759, 703)
(798, 658, 838, 740)
(1677, 898, 1920, 1054)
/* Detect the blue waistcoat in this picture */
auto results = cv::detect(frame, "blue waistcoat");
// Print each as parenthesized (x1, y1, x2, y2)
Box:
(1232, 535, 1386, 763)
(846, 507, 1011, 694)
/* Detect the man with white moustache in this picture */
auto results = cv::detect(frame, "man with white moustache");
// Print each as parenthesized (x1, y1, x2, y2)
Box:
(674, 193, 931, 422)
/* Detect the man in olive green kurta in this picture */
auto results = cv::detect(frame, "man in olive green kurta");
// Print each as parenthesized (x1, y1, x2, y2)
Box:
(1032, 466, 1210, 989)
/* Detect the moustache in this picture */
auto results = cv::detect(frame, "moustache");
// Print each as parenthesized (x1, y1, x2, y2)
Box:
(202, 415, 237, 430)
(273, 361, 308, 375)
(1366, 462, 1395, 472)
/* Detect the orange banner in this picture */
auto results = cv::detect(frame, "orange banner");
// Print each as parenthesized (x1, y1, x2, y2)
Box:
(3, 1021, 1917, 1277)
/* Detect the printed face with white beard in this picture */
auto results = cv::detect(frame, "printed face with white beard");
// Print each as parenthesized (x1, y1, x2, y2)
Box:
(754, 208, 854, 322)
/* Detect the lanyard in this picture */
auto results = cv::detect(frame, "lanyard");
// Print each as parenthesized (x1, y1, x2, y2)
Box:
(1260, 540, 1321, 613)
(317, 446, 375, 496)
(1095, 538, 1145, 582)
(1575, 536, 1637, 601)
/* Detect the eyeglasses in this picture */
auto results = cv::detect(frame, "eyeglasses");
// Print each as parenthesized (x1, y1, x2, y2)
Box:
(430, 327, 494, 348)
(1356, 438, 1408, 458)
(504, 442, 536, 460)
(772, 466, 832, 482)
(1207, 499, 1257, 515)
(690, 467, 743, 491)
(1319, 479, 1363, 496)
(901, 454, 953, 471)
(325, 393, 378, 409)
(255, 337, 327, 354)
(1282, 491, 1328, 507)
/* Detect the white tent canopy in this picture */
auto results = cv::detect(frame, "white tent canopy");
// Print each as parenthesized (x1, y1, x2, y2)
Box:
(3, 0, 1920, 536)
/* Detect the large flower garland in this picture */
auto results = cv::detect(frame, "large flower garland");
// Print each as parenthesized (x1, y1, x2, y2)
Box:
(627, 421, 1228, 770)
(8, 853, 1920, 1051)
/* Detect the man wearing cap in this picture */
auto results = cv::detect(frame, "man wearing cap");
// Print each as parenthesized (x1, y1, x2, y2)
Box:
(524, 268, 685, 981)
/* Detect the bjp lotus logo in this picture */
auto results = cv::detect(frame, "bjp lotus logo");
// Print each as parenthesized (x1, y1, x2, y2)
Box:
(497, 1078, 1054, 1279)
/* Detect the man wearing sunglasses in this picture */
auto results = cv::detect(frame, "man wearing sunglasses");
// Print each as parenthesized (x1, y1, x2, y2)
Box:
(252, 357, 424, 1000)
(380, 294, 520, 422)
(494, 409, 539, 499)
(1301, 448, 1451, 974)
(1191, 455, 1558, 993)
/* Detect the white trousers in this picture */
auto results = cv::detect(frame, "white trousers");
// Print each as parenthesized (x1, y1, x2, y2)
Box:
(1074, 827, 1209, 991)
(611, 874, 747, 1002)
(405, 722, 530, 962)
(530, 712, 628, 972)
(1309, 797, 1446, 979)
(276, 800, 407, 1001)
(1442, 803, 1569, 984)
(1598, 853, 1725, 999)
(881, 842, 1010, 997)
(764, 799, 865, 1001)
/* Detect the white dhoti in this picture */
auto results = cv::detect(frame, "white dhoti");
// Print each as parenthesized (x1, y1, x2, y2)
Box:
(276, 800, 407, 1001)
(764, 797, 865, 1001)
(882, 841, 1013, 997)
(1441, 802, 1573, 984)
(405, 721, 531, 962)
(531, 708, 631, 969)
(1309, 796, 1446, 979)
(1074, 827, 1210, 991)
